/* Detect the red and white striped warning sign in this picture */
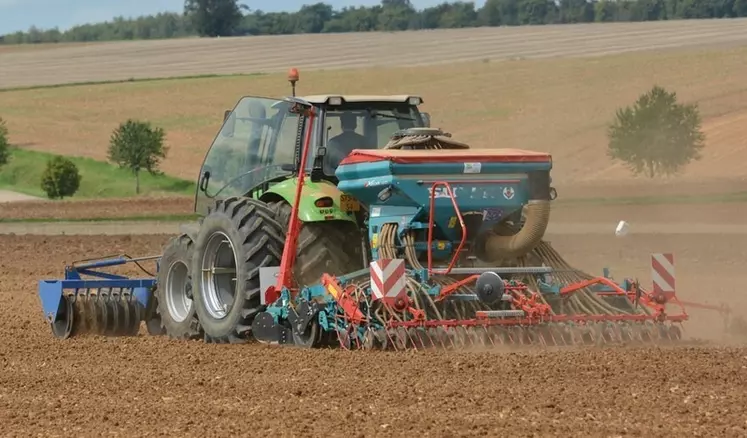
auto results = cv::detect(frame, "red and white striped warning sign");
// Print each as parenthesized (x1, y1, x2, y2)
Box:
(651, 253, 675, 300)
(370, 258, 407, 306)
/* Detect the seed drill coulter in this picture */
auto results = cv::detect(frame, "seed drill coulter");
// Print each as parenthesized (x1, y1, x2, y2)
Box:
(39, 70, 721, 349)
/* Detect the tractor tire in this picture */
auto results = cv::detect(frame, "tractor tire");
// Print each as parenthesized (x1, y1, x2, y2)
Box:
(191, 197, 285, 344)
(271, 201, 364, 287)
(155, 234, 201, 340)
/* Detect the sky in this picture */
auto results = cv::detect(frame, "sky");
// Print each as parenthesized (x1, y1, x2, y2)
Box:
(0, 0, 471, 35)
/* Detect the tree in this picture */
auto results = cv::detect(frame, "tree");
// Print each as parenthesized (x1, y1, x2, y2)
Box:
(184, 0, 246, 37)
(607, 85, 705, 178)
(108, 120, 168, 194)
(0, 118, 9, 168)
(41, 156, 81, 199)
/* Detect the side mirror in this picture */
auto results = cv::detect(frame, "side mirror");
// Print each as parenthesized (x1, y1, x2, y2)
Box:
(421, 112, 431, 128)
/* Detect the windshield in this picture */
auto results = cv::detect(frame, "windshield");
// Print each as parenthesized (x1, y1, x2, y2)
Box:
(320, 102, 423, 175)
(195, 96, 301, 214)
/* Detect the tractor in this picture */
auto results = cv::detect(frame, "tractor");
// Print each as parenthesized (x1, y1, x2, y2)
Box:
(39, 69, 727, 349)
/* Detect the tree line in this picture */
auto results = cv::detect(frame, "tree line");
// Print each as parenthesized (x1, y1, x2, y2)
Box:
(1, 0, 746, 44)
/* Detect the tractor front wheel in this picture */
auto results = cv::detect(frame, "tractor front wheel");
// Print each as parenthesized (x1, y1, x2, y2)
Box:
(155, 235, 201, 340)
(191, 197, 285, 343)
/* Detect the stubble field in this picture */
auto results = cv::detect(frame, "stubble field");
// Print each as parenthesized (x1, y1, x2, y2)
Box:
(2, 19, 747, 437)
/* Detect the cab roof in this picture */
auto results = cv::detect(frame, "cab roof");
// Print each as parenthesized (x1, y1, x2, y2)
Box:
(299, 95, 423, 105)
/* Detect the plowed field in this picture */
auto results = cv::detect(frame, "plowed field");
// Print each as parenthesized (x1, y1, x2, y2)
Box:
(3, 226, 747, 436)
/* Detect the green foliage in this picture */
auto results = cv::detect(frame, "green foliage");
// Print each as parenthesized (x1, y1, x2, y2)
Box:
(40, 156, 81, 199)
(0, 118, 9, 168)
(1, 0, 746, 44)
(0, 147, 194, 198)
(184, 0, 246, 37)
(607, 85, 705, 178)
(0, 13, 194, 44)
(108, 119, 169, 194)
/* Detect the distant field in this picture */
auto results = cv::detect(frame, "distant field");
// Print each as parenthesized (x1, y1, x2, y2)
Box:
(1, 19, 747, 203)
(0, 41, 88, 55)
(1, 19, 747, 89)
(2, 45, 747, 191)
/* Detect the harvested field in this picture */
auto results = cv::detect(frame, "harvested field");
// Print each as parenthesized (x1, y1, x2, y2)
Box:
(2, 19, 747, 89)
(1, 20, 747, 202)
(5, 47, 747, 187)
(2, 226, 747, 436)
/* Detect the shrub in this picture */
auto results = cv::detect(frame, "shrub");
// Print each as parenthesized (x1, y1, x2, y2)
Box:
(0, 118, 10, 168)
(41, 156, 82, 199)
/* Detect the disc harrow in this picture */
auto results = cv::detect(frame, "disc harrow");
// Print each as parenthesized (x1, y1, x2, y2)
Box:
(39, 255, 163, 339)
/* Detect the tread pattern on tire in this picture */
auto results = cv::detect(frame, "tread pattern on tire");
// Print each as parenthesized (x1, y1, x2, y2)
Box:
(155, 234, 202, 340)
(192, 197, 285, 344)
(270, 201, 364, 287)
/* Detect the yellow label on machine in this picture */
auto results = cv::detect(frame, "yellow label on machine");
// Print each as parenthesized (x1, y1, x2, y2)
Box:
(437, 241, 446, 250)
(340, 194, 360, 212)
(448, 216, 457, 228)
(326, 284, 340, 300)
(371, 233, 378, 249)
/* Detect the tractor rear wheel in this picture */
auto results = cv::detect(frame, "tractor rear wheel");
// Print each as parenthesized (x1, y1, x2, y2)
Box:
(155, 234, 201, 340)
(191, 197, 285, 343)
(271, 201, 364, 287)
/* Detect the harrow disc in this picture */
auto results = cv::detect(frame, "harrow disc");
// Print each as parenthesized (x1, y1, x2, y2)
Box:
(57, 291, 145, 338)
(50, 296, 76, 340)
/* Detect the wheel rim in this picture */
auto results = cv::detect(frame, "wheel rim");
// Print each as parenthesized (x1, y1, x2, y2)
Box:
(200, 231, 238, 320)
(165, 259, 191, 323)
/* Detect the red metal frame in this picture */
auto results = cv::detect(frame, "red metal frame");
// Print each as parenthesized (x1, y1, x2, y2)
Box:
(321, 274, 366, 324)
(339, 148, 553, 165)
(427, 181, 466, 276)
(275, 104, 317, 292)
(418, 179, 521, 185)
(393, 272, 692, 331)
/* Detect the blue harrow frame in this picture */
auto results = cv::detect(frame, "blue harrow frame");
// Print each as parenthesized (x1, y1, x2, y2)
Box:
(38, 254, 163, 339)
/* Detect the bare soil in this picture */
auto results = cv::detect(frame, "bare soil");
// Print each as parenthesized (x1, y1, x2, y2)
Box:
(2, 225, 747, 436)
(0, 195, 193, 220)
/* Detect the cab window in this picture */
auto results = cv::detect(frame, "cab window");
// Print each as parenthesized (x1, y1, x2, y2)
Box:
(321, 103, 422, 175)
(196, 96, 300, 214)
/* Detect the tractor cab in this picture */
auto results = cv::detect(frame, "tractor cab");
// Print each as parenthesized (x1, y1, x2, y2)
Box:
(300, 94, 429, 178)
(194, 68, 430, 215)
